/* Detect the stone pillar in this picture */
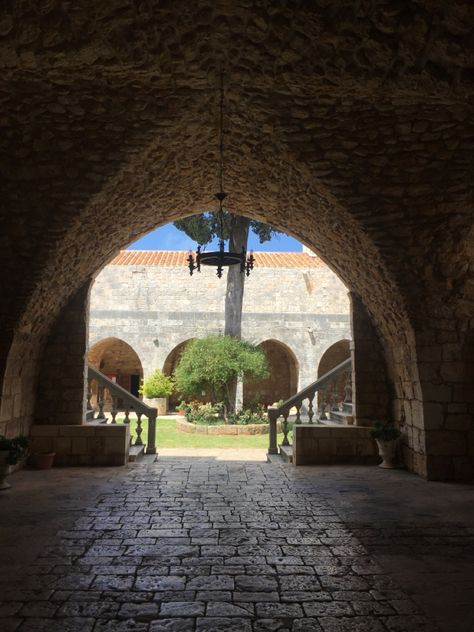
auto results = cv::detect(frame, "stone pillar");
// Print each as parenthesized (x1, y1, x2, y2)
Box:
(419, 328, 474, 481)
(35, 281, 92, 425)
(350, 293, 391, 426)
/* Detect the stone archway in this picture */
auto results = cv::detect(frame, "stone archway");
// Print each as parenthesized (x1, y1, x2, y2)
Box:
(317, 339, 351, 412)
(88, 337, 143, 408)
(244, 340, 299, 408)
(1, 2, 472, 479)
(162, 339, 195, 409)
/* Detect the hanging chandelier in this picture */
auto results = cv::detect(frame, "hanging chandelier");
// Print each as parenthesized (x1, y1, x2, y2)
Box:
(187, 76, 255, 279)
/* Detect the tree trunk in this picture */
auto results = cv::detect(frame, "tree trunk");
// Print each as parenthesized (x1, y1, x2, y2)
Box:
(224, 215, 250, 414)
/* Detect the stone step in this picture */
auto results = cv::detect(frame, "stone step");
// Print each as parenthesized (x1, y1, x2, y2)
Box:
(329, 410, 354, 424)
(280, 444, 293, 463)
(343, 402, 353, 413)
(128, 444, 145, 462)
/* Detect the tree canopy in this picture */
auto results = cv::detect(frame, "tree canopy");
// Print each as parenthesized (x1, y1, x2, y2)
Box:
(173, 335, 269, 412)
(173, 211, 280, 246)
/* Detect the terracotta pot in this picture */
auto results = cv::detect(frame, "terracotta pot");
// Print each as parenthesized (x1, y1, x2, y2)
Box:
(32, 452, 56, 470)
(0, 450, 11, 490)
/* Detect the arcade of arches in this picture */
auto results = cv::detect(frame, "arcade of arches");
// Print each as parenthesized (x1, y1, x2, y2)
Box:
(244, 340, 299, 409)
(0, 2, 473, 484)
(88, 337, 144, 408)
(127, 338, 300, 411)
(317, 339, 352, 411)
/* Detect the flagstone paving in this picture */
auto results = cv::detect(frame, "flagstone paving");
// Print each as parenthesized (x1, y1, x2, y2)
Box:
(1, 457, 473, 632)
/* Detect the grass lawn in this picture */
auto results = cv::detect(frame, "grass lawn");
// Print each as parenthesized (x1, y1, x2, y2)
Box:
(118, 417, 290, 449)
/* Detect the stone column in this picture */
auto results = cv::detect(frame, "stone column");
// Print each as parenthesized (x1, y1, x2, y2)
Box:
(35, 281, 93, 425)
(418, 328, 474, 481)
(350, 293, 391, 426)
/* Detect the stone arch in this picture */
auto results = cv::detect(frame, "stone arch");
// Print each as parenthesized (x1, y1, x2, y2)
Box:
(3, 3, 472, 477)
(244, 339, 299, 408)
(1, 134, 416, 462)
(317, 340, 351, 410)
(162, 339, 195, 409)
(318, 340, 351, 379)
(87, 337, 144, 407)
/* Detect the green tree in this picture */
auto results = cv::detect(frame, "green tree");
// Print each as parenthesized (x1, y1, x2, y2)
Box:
(174, 212, 280, 410)
(173, 335, 269, 417)
(174, 212, 280, 338)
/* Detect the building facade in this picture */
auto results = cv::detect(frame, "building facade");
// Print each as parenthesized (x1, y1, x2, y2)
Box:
(88, 249, 351, 406)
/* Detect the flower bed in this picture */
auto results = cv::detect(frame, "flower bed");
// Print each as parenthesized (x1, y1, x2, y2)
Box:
(176, 418, 281, 435)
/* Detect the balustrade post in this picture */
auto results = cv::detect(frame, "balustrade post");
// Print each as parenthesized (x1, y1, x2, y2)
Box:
(267, 407, 278, 455)
(146, 410, 158, 455)
(86, 378, 92, 411)
(135, 413, 143, 445)
(98, 385, 105, 420)
(111, 394, 118, 423)
(308, 396, 314, 424)
(281, 413, 290, 446)
(344, 372, 352, 403)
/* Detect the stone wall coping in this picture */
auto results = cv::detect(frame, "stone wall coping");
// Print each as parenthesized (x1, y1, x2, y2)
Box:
(176, 418, 280, 435)
(294, 424, 371, 435)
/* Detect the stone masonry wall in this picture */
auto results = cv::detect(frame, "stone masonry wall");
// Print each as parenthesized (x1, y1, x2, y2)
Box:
(350, 294, 392, 428)
(88, 253, 351, 399)
(1, 2, 472, 479)
(36, 282, 91, 426)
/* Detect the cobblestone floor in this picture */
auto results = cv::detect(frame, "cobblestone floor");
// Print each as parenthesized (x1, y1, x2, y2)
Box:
(1, 455, 473, 632)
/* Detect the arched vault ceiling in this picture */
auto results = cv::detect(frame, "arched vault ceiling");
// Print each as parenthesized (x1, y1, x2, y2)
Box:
(0, 0, 473, 343)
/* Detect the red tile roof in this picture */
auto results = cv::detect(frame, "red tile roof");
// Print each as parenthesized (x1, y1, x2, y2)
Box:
(110, 250, 326, 268)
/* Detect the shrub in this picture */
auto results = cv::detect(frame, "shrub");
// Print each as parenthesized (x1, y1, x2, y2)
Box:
(173, 335, 268, 413)
(140, 370, 174, 398)
(369, 422, 401, 441)
(228, 406, 268, 425)
(187, 402, 225, 425)
(0, 435, 29, 465)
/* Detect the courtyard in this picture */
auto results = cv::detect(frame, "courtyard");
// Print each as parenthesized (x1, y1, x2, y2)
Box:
(1, 457, 473, 632)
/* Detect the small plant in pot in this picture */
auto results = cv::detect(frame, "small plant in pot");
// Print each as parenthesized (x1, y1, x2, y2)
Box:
(140, 370, 174, 416)
(0, 435, 29, 490)
(369, 422, 402, 469)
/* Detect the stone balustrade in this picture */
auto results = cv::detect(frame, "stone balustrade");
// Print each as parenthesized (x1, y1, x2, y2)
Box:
(87, 366, 157, 455)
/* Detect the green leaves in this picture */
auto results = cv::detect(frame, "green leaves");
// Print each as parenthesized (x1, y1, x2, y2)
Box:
(173, 213, 281, 246)
(140, 370, 174, 398)
(173, 335, 269, 407)
(0, 435, 29, 465)
(369, 422, 401, 441)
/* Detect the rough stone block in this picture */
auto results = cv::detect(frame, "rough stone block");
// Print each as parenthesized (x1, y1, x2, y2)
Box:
(30, 425, 60, 437)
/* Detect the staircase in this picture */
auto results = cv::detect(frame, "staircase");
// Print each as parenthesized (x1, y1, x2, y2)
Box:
(87, 366, 158, 462)
(267, 357, 352, 461)
(326, 401, 354, 425)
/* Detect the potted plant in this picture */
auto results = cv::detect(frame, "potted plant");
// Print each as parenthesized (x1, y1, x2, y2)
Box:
(0, 435, 29, 490)
(369, 422, 402, 469)
(176, 401, 188, 416)
(140, 370, 174, 416)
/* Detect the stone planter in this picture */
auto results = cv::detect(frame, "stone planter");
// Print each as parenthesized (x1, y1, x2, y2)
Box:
(375, 438, 401, 468)
(0, 450, 11, 490)
(144, 397, 168, 416)
(176, 419, 281, 436)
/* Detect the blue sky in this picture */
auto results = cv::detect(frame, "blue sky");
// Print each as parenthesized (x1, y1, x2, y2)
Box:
(129, 223, 302, 252)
